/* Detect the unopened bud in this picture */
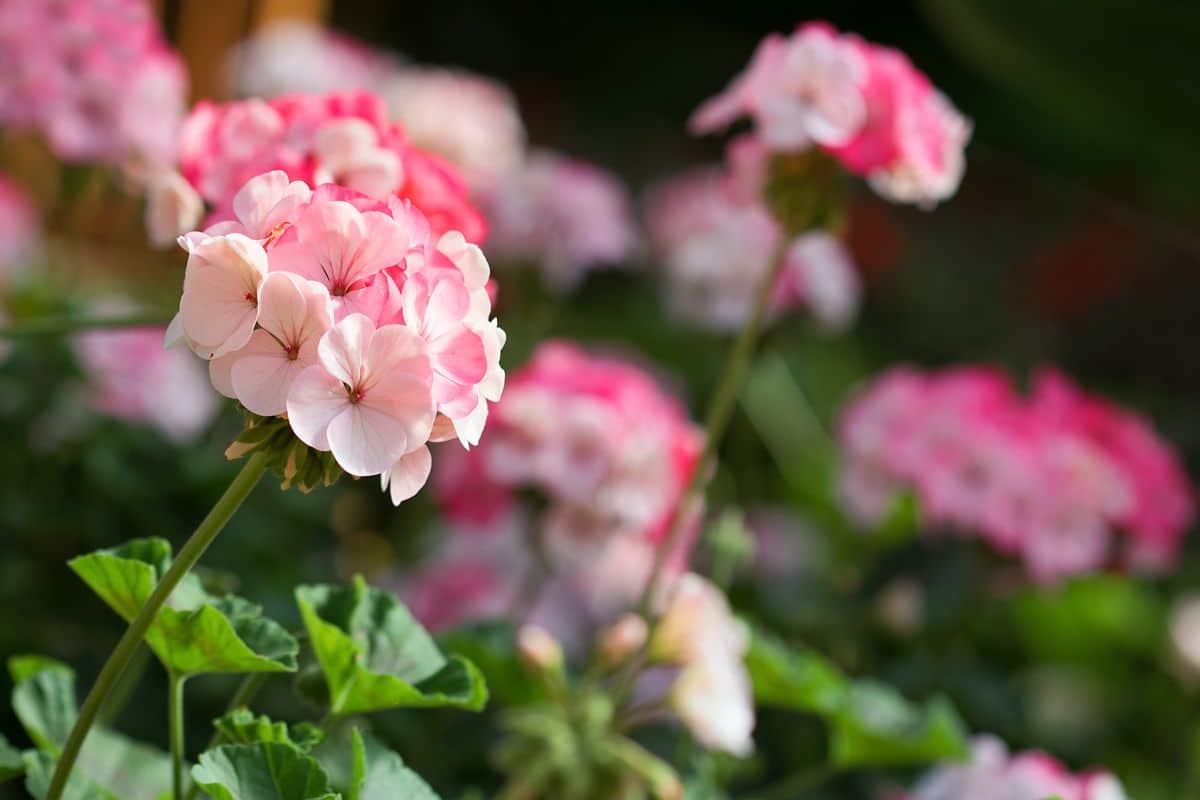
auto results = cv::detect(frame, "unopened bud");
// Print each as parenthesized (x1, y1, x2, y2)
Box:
(598, 613, 648, 665)
(517, 624, 563, 673)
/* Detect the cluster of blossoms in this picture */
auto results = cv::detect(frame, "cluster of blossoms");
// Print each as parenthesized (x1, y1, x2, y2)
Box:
(644, 153, 859, 332)
(483, 151, 640, 291)
(898, 736, 1127, 800)
(692, 21, 971, 207)
(170, 170, 504, 502)
(839, 365, 1195, 581)
(221, 21, 639, 290)
(73, 314, 217, 443)
(166, 90, 486, 248)
(400, 342, 703, 638)
(0, 0, 187, 174)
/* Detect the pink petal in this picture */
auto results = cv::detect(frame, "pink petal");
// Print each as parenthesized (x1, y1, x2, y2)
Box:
(431, 327, 487, 385)
(255, 272, 309, 344)
(317, 312, 374, 387)
(232, 170, 290, 237)
(286, 364, 349, 451)
(381, 445, 432, 505)
(208, 353, 237, 399)
(230, 329, 302, 416)
(326, 402, 414, 476)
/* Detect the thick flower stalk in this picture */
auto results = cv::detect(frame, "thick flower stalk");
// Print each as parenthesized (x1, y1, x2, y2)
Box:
(172, 170, 505, 500)
(691, 21, 971, 208)
(838, 365, 1194, 580)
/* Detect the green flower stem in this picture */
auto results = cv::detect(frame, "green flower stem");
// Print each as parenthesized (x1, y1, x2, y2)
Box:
(635, 240, 790, 616)
(0, 312, 174, 338)
(168, 671, 187, 800)
(45, 452, 270, 800)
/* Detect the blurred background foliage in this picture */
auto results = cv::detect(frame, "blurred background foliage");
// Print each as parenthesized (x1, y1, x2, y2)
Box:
(2, 1, 1200, 798)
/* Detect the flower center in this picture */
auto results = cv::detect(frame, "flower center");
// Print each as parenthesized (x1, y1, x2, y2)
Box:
(347, 385, 366, 404)
(285, 344, 300, 361)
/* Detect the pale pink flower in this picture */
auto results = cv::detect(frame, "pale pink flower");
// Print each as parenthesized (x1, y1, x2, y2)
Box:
(902, 735, 1127, 800)
(644, 165, 859, 331)
(176, 233, 269, 359)
(75, 321, 218, 442)
(287, 313, 434, 477)
(484, 150, 639, 291)
(145, 170, 204, 248)
(312, 118, 404, 200)
(651, 573, 746, 663)
(211, 272, 333, 416)
(224, 20, 397, 100)
(380, 67, 525, 193)
(691, 22, 867, 150)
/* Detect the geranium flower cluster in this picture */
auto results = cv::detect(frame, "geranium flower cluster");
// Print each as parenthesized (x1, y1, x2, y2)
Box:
(483, 151, 640, 291)
(400, 342, 702, 642)
(839, 366, 1195, 581)
(691, 21, 971, 207)
(644, 158, 859, 332)
(177, 90, 486, 245)
(170, 170, 504, 502)
(900, 735, 1127, 800)
(0, 0, 187, 172)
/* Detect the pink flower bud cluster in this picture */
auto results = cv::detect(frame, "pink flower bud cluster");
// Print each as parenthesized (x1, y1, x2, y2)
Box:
(900, 735, 1127, 800)
(644, 155, 859, 332)
(691, 21, 971, 207)
(170, 170, 504, 504)
(0, 0, 187, 172)
(839, 365, 1194, 582)
(482, 151, 641, 291)
(177, 90, 486, 245)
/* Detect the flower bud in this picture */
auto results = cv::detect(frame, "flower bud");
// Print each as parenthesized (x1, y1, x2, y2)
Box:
(517, 624, 564, 673)
(598, 613, 649, 665)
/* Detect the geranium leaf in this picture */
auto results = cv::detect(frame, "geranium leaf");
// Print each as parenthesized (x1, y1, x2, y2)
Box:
(0, 733, 24, 782)
(191, 743, 339, 800)
(11, 658, 170, 800)
(69, 538, 299, 677)
(347, 728, 439, 800)
(295, 576, 487, 715)
(214, 709, 325, 753)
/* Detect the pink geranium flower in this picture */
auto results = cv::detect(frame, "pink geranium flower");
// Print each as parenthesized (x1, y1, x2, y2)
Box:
(177, 233, 269, 359)
(287, 313, 434, 477)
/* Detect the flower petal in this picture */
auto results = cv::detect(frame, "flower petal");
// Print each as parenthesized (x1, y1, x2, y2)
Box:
(381, 445, 432, 505)
(286, 364, 348, 451)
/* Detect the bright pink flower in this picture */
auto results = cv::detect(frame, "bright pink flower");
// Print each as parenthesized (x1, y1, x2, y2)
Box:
(644, 164, 859, 331)
(178, 90, 486, 242)
(75, 321, 218, 443)
(838, 365, 1194, 581)
(902, 735, 1127, 800)
(0, 0, 187, 173)
(484, 150, 639, 291)
(287, 313, 434, 477)
(692, 21, 970, 207)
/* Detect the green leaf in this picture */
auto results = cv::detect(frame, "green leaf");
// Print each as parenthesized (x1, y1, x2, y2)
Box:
(0, 733, 24, 782)
(69, 538, 299, 677)
(215, 709, 324, 753)
(436, 621, 541, 706)
(348, 729, 438, 800)
(744, 629, 846, 716)
(22, 751, 118, 800)
(9, 656, 77, 753)
(744, 626, 969, 769)
(191, 743, 338, 800)
(295, 576, 488, 715)
(828, 682, 969, 768)
(10, 658, 171, 799)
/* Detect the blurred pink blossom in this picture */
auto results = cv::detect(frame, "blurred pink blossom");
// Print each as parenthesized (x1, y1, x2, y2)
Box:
(691, 21, 970, 207)
(484, 151, 640, 291)
(838, 365, 1194, 581)
(178, 91, 486, 243)
(0, 0, 187, 173)
(0, 174, 37, 275)
(644, 163, 859, 331)
(900, 735, 1127, 800)
(74, 322, 218, 442)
